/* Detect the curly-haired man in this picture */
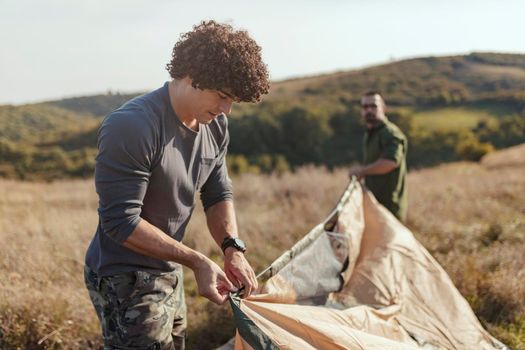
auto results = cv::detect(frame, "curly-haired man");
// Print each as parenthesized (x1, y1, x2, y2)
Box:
(84, 21, 270, 349)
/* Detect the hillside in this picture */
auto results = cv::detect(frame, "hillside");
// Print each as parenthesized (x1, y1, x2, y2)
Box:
(46, 92, 139, 117)
(0, 104, 100, 144)
(1, 52, 524, 179)
(5, 52, 524, 120)
(235, 52, 525, 116)
(0, 144, 523, 349)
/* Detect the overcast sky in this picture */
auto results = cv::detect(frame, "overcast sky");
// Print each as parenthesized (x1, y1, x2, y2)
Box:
(0, 0, 523, 105)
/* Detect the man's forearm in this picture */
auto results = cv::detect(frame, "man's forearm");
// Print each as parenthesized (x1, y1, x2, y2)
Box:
(205, 200, 238, 247)
(123, 217, 236, 304)
(361, 158, 397, 176)
(205, 199, 258, 295)
(122, 219, 205, 270)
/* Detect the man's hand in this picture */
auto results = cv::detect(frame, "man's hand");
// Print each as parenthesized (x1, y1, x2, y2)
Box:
(192, 255, 236, 305)
(224, 249, 258, 298)
(349, 167, 365, 181)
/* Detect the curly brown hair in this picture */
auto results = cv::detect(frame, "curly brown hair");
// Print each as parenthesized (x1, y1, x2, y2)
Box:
(166, 20, 270, 103)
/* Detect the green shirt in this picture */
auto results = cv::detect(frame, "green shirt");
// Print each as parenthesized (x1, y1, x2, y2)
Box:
(363, 119, 408, 222)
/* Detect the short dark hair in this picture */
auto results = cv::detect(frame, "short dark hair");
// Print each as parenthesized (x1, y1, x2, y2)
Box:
(362, 91, 386, 105)
(363, 91, 383, 98)
(166, 20, 270, 103)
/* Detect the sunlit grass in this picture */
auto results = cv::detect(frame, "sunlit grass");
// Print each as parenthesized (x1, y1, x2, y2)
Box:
(410, 106, 501, 131)
(0, 144, 524, 349)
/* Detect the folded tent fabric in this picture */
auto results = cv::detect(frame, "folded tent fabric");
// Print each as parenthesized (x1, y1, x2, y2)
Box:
(220, 181, 508, 350)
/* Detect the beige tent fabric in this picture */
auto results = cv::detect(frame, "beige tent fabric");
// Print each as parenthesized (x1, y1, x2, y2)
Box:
(234, 334, 256, 350)
(222, 183, 506, 350)
(237, 300, 422, 349)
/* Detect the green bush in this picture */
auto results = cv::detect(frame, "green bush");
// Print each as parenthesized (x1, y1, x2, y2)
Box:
(227, 155, 260, 175)
(456, 134, 495, 161)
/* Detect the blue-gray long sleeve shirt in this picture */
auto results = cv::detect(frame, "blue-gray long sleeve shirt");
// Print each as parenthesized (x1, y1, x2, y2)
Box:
(85, 83, 233, 277)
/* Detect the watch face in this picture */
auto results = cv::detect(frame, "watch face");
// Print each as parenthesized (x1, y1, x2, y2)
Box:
(233, 238, 246, 249)
(222, 237, 247, 253)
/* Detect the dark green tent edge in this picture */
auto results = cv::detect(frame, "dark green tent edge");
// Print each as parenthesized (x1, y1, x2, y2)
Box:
(229, 296, 280, 350)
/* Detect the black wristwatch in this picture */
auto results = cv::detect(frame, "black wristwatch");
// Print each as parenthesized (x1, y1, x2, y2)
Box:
(221, 237, 247, 254)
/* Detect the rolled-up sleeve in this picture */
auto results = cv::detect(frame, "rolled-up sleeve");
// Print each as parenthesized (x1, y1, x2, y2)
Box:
(381, 131, 406, 166)
(95, 108, 158, 243)
(200, 129, 234, 211)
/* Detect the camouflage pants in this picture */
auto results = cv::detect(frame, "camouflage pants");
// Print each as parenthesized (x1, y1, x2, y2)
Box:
(84, 265, 186, 350)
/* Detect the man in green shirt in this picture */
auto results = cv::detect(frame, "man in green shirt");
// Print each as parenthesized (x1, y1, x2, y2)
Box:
(350, 91, 408, 222)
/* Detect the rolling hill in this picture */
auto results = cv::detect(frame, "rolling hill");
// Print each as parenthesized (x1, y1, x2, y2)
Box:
(1, 52, 524, 179)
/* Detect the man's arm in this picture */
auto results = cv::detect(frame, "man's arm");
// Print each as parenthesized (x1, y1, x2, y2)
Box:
(199, 116, 257, 297)
(351, 158, 397, 180)
(205, 200, 258, 297)
(122, 219, 235, 305)
(96, 110, 234, 305)
(351, 127, 405, 180)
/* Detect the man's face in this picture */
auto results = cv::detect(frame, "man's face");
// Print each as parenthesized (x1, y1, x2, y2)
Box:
(190, 87, 238, 124)
(360, 94, 386, 128)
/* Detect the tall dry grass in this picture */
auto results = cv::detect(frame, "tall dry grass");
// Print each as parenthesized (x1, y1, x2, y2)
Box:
(0, 180, 100, 348)
(0, 145, 524, 349)
(407, 145, 525, 348)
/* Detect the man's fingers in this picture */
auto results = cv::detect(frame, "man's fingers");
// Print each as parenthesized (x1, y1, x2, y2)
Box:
(202, 288, 229, 305)
(202, 273, 235, 305)
(228, 269, 245, 295)
(220, 273, 236, 292)
(194, 258, 236, 304)
(223, 252, 259, 297)
(251, 269, 258, 291)
(232, 268, 255, 298)
(246, 266, 258, 294)
(225, 269, 241, 289)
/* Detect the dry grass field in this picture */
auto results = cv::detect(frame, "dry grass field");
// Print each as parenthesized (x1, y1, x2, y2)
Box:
(0, 144, 524, 349)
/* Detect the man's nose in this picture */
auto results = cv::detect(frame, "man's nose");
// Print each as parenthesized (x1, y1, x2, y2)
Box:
(219, 99, 233, 115)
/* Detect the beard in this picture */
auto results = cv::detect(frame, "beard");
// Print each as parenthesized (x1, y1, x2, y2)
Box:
(365, 113, 379, 124)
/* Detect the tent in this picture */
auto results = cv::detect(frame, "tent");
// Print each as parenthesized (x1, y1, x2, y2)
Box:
(219, 180, 508, 350)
